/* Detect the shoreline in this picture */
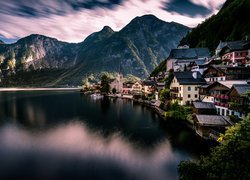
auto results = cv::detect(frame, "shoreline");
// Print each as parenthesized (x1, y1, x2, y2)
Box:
(0, 87, 82, 92)
(108, 94, 166, 119)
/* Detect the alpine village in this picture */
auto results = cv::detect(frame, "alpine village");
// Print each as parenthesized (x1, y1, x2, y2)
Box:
(0, 0, 250, 179)
(80, 0, 250, 178)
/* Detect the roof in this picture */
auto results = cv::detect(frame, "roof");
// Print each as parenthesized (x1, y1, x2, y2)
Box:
(219, 80, 248, 89)
(216, 40, 250, 51)
(142, 80, 156, 86)
(193, 102, 216, 109)
(195, 115, 234, 126)
(174, 71, 207, 85)
(203, 65, 250, 77)
(167, 48, 210, 60)
(232, 84, 250, 95)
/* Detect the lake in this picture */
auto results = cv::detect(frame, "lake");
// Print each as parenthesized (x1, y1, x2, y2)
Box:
(0, 90, 209, 180)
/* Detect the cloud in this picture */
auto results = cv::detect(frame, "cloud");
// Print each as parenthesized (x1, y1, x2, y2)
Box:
(0, 0, 124, 17)
(164, 0, 211, 17)
(0, 0, 226, 43)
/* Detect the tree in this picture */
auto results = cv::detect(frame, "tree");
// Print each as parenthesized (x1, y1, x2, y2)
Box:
(112, 88, 117, 94)
(101, 74, 110, 94)
(159, 88, 170, 101)
(178, 114, 250, 180)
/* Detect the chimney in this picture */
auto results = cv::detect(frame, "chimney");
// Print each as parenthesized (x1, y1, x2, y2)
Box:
(192, 71, 198, 79)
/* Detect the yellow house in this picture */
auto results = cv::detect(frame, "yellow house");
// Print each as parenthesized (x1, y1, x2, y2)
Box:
(170, 71, 207, 105)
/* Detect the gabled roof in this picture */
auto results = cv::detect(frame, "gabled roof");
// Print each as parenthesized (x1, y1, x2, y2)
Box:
(195, 115, 234, 126)
(203, 65, 250, 77)
(167, 48, 210, 60)
(218, 40, 250, 55)
(193, 102, 216, 109)
(216, 40, 250, 51)
(142, 80, 156, 86)
(174, 71, 207, 85)
(229, 84, 250, 96)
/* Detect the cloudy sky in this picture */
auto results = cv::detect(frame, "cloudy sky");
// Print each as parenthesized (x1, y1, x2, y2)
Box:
(0, 0, 226, 44)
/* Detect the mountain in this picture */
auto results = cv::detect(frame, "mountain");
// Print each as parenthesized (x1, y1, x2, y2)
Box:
(0, 40, 4, 44)
(179, 0, 250, 51)
(0, 14, 189, 86)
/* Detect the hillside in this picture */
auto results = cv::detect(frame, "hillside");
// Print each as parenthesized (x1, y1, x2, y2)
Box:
(179, 0, 250, 51)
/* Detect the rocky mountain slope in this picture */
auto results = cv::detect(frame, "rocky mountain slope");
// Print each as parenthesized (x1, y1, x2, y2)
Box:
(0, 14, 189, 86)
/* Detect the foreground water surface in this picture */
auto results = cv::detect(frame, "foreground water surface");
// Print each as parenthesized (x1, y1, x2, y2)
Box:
(0, 91, 209, 179)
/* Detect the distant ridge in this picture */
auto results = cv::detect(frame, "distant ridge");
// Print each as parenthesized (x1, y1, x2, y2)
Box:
(0, 14, 189, 86)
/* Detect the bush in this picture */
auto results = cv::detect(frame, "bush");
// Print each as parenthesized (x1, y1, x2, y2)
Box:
(178, 115, 250, 179)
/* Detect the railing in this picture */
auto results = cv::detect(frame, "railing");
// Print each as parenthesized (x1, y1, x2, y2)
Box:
(170, 88, 179, 93)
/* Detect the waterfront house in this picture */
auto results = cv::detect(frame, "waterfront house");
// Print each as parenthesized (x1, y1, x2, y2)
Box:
(228, 84, 250, 118)
(193, 115, 234, 140)
(122, 81, 134, 94)
(142, 80, 156, 96)
(170, 71, 207, 105)
(131, 81, 143, 95)
(110, 74, 124, 93)
(199, 80, 248, 116)
(193, 102, 217, 115)
(166, 48, 210, 72)
(202, 65, 250, 83)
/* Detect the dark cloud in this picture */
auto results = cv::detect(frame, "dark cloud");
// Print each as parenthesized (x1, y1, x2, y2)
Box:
(164, 0, 211, 17)
(68, 0, 124, 11)
(0, 0, 125, 18)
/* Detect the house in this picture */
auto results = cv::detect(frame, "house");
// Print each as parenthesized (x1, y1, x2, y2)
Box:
(170, 71, 207, 105)
(202, 65, 250, 83)
(216, 40, 250, 66)
(110, 74, 124, 93)
(199, 80, 248, 116)
(193, 115, 234, 140)
(122, 81, 134, 94)
(193, 102, 217, 115)
(131, 81, 143, 95)
(228, 84, 250, 118)
(166, 48, 210, 72)
(142, 80, 156, 96)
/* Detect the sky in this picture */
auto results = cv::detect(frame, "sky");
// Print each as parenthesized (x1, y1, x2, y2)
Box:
(0, 0, 226, 44)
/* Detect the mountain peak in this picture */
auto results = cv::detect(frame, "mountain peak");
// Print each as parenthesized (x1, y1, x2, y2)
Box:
(132, 14, 161, 23)
(101, 26, 114, 33)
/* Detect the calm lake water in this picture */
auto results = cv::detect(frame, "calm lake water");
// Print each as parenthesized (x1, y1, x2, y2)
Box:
(0, 91, 209, 180)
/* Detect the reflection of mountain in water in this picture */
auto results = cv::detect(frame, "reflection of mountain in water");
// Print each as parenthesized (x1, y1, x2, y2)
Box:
(0, 122, 180, 180)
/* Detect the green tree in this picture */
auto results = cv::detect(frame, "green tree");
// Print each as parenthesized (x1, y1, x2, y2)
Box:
(101, 74, 110, 94)
(178, 114, 250, 180)
(159, 88, 170, 101)
(112, 88, 117, 94)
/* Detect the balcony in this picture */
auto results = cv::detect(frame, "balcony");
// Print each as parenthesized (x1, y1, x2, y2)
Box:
(170, 88, 179, 93)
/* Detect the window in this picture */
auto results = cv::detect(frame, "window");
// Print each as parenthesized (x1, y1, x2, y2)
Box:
(188, 94, 191, 98)
(188, 87, 191, 91)
(195, 94, 198, 98)
(220, 77, 223, 81)
(180, 87, 181, 91)
(195, 87, 198, 91)
(222, 109, 225, 116)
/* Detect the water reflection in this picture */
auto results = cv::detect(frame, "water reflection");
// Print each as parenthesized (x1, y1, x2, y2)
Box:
(0, 122, 184, 180)
(0, 91, 209, 179)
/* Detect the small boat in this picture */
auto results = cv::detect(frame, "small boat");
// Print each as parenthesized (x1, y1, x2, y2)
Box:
(90, 93, 104, 99)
